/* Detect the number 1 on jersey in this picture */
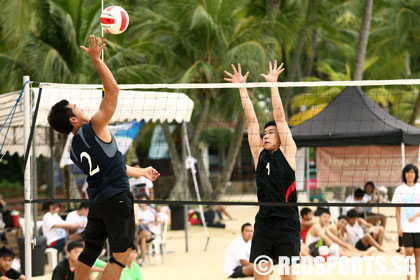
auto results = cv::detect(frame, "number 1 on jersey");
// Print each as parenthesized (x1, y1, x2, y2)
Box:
(80, 152, 100, 176)
(266, 162, 270, 175)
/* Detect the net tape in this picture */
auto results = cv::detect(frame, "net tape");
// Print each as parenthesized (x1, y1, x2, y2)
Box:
(40, 79, 420, 90)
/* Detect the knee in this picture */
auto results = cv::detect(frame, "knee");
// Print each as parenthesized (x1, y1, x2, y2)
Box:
(78, 241, 103, 267)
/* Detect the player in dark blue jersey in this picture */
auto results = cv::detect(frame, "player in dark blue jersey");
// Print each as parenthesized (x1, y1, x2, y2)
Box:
(225, 61, 299, 280)
(48, 35, 160, 280)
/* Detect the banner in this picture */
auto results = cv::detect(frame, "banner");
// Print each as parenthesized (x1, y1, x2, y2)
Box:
(60, 120, 144, 168)
(316, 145, 420, 187)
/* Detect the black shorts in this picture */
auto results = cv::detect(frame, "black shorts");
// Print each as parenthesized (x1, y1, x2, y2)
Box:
(249, 215, 300, 265)
(403, 232, 420, 248)
(308, 240, 326, 257)
(355, 232, 374, 251)
(83, 191, 135, 253)
(229, 265, 245, 278)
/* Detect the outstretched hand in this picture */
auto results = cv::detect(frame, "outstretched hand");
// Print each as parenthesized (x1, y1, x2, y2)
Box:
(80, 35, 105, 60)
(260, 60, 285, 82)
(224, 64, 249, 83)
(143, 166, 160, 181)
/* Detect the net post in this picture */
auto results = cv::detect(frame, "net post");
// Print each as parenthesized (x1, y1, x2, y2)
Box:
(182, 122, 189, 253)
(23, 75, 33, 279)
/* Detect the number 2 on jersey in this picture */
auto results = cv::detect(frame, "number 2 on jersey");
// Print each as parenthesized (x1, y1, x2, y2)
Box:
(80, 152, 100, 176)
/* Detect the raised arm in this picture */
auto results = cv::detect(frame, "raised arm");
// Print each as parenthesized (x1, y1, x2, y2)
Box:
(80, 35, 119, 142)
(261, 60, 297, 170)
(224, 64, 263, 168)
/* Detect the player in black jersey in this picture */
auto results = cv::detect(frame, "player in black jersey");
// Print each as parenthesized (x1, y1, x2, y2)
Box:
(225, 61, 299, 280)
(48, 35, 160, 280)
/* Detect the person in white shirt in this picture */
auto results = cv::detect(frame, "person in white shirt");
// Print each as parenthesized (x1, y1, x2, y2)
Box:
(136, 194, 158, 266)
(42, 203, 83, 252)
(129, 162, 154, 200)
(224, 223, 253, 278)
(342, 188, 368, 217)
(346, 209, 385, 252)
(66, 203, 89, 240)
(363, 181, 387, 227)
(392, 164, 420, 280)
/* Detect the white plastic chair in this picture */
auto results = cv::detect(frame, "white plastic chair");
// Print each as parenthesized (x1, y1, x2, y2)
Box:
(147, 213, 169, 264)
(45, 247, 58, 271)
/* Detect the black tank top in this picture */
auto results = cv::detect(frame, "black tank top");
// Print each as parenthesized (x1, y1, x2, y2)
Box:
(70, 123, 129, 204)
(256, 149, 299, 219)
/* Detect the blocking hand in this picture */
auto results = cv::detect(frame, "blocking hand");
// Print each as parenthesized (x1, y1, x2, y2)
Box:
(260, 60, 285, 82)
(224, 64, 249, 83)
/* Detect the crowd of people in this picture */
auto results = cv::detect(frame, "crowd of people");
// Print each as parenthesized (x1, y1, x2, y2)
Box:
(222, 164, 420, 279)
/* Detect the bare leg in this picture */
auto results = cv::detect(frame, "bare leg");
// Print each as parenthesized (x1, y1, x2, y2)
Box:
(137, 231, 151, 263)
(101, 248, 132, 280)
(254, 261, 270, 280)
(414, 248, 420, 280)
(280, 265, 296, 280)
(75, 261, 92, 280)
(373, 226, 385, 246)
(339, 247, 364, 257)
(361, 233, 384, 252)
(379, 214, 387, 228)
(216, 205, 233, 220)
(242, 264, 254, 276)
(405, 247, 414, 280)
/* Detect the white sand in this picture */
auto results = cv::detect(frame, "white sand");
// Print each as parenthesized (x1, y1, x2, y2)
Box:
(34, 203, 410, 280)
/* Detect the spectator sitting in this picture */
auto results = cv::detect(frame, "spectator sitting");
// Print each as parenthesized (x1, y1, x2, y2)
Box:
(65, 203, 89, 241)
(52, 241, 83, 280)
(300, 208, 315, 243)
(0, 195, 13, 242)
(120, 247, 143, 280)
(363, 181, 387, 227)
(0, 246, 25, 280)
(327, 215, 367, 257)
(342, 188, 368, 218)
(203, 206, 225, 228)
(224, 223, 253, 278)
(346, 209, 385, 252)
(137, 194, 158, 266)
(305, 209, 336, 257)
(42, 203, 82, 252)
(129, 162, 154, 200)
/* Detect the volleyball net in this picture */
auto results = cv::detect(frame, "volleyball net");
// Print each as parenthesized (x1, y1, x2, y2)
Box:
(1, 79, 420, 208)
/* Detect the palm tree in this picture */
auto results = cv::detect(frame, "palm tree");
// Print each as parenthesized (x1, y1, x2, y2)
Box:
(129, 0, 269, 199)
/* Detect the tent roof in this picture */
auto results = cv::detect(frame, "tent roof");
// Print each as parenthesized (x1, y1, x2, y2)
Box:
(291, 86, 420, 146)
(0, 88, 194, 156)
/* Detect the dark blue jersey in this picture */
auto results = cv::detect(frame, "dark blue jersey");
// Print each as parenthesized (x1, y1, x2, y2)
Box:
(70, 123, 129, 204)
(256, 149, 299, 219)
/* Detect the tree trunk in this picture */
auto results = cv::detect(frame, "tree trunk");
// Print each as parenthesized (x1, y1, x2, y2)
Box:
(283, 0, 315, 115)
(409, 89, 420, 125)
(162, 122, 182, 178)
(216, 112, 246, 197)
(162, 122, 188, 200)
(191, 91, 211, 156)
(195, 152, 214, 199)
(353, 0, 374, 81)
(405, 52, 411, 76)
(266, 0, 281, 14)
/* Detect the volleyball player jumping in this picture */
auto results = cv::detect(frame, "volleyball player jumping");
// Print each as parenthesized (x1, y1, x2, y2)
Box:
(48, 35, 160, 280)
(225, 61, 300, 280)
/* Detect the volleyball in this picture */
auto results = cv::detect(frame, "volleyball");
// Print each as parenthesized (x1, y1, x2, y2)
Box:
(100, 6, 129, 35)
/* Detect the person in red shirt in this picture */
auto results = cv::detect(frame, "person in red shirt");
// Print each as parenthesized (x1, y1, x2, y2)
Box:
(300, 208, 315, 243)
